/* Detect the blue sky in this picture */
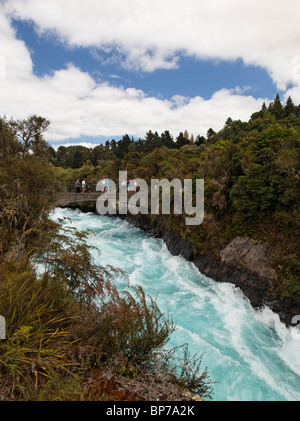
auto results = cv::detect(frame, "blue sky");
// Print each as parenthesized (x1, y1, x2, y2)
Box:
(14, 18, 278, 102)
(1, 1, 299, 147)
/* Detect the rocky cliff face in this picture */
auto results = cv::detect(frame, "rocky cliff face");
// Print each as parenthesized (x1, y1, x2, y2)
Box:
(220, 237, 277, 281)
(120, 213, 300, 327)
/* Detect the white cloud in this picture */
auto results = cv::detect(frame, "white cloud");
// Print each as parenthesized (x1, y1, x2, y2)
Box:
(51, 142, 99, 150)
(0, 1, 294, 144)
(0, 4, 33, 79)
(4, 0, 300, 90)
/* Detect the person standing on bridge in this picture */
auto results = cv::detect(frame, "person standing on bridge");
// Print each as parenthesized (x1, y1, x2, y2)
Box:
(81, 179, 86, 193)
(75, 179, 81, 193)
(121, 179, 127, 193)
(88, 181, 93, 192)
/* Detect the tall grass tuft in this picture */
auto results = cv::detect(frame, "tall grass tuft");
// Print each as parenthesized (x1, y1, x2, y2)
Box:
(0, 261, 79, 399)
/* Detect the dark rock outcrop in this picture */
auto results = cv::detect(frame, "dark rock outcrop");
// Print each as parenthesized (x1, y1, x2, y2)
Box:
(120, 213, 194, 261)
(119, 213, 300, 326)
(220, 236, 278, 281)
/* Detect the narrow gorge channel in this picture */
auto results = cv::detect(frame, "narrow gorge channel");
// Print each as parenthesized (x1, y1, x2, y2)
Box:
(52, 207, 300, 401)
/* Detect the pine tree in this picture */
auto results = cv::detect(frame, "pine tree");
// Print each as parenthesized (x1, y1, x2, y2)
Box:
(272, 94, 283, 119)
(144, 130, 161, 154)
(284, 96, 295, 116)
(161, 130, 174, 148)
(225, 117, 233, 128)
(207, 128, 216, 139)
(175, 132, 189, 148)
(261, 102, 267, 114)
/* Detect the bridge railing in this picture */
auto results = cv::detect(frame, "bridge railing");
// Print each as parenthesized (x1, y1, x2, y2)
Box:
(64, 183, 137, 194)
(65, 183, 97, 193)
(66, 184, 76, 192)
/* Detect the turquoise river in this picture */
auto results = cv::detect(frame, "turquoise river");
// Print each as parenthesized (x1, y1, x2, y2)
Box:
(51, 207, 300, 401)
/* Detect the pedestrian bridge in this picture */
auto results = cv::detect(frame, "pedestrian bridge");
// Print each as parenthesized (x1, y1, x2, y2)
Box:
(56, 192, 105, 207)
(56, 191, 141, 207)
